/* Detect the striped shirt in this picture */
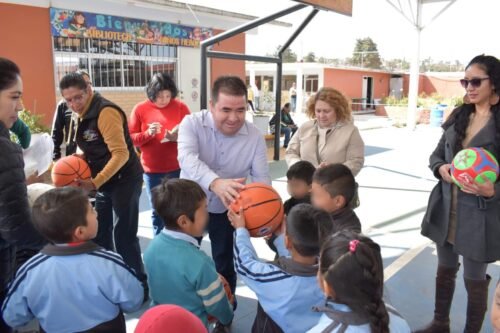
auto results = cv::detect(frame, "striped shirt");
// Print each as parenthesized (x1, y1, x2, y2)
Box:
(144, 231, 233, 327)
(1, 242, 144, 333)
(234, 228, 324, 333)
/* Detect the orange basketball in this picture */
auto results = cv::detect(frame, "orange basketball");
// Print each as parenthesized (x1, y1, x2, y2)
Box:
(51, 155, 91, 187)
(208, 274, 234, 323)
(230, 183, 284, 237)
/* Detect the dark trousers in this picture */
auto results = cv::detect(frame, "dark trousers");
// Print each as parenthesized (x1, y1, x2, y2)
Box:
(252, 302, 283, 333)
(436, 242, 488, 280)
(0, 289, 12, 332)
(208, 212, 236, 294)
(281, 127, 297, 148)
(143, 169, 181, 236)
(248, 100, 255, 112)
(93, 176, 146, 282)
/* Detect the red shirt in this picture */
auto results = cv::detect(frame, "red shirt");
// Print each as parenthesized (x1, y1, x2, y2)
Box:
(128, 99, 190, 173)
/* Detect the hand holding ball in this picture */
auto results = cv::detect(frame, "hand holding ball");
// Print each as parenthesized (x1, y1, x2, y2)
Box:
(51, 155, 91, 187)
(229, 183, 284, 237)
(450, 147, 499, 188)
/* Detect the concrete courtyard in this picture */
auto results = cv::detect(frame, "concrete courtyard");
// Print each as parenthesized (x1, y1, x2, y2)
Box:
(124, 115, 499, 333)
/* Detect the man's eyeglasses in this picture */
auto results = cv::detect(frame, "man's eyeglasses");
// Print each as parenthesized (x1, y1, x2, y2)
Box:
(460, 77, 489, 89)
(65, 92, 86, 105)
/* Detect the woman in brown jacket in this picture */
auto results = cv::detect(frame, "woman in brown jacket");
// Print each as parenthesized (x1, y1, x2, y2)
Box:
(285, 87, 364, 176)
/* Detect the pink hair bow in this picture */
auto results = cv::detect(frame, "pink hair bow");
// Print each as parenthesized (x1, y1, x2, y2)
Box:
(349, 240, 360, 253)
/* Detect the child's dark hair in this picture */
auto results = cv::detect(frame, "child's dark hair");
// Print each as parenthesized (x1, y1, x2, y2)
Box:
(32, 187, 90, 243)
(319, 230, 389, 333)
(286, 203, 333, 256)
(286, 161, 316, 185)
(152, 178, 206, 230)
(313, 164, 355, 204)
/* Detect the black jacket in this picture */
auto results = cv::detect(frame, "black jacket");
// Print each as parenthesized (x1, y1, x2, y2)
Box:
(75, 93, 143, 192)
(283, 195, 311, 215)
(330, 207, 362, 234)
(0, 122, 44, 290)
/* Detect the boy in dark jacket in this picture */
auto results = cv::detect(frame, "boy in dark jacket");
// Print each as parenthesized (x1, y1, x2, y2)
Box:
(311, 163, 361, 233)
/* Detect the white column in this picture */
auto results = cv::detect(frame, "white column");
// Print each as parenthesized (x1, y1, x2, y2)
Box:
(296, 64, 304, 113)
(249, 68, 256, 86)
(407, 0, 422, 130)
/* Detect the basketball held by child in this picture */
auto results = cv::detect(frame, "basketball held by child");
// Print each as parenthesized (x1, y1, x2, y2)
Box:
(451, 147, 499, 188)
(51, 155, 91, 187)
(230, 183, 284, 237)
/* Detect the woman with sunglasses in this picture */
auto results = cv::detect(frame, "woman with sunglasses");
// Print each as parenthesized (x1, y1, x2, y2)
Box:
(417, 55, 500, 333)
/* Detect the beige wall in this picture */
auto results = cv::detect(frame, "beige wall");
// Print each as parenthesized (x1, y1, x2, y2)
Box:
(98, 91, 146, 117)
(54, 90, 145, 120)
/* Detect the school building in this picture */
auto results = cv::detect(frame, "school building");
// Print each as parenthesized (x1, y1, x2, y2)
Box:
(246, 62, 464, 112)
(0, 0, 261, 126)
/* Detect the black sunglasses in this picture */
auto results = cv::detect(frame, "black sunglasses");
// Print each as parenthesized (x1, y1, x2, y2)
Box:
(460, 77, 489, 89)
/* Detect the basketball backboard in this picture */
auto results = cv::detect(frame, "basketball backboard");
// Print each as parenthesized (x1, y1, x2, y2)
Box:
(293, 0, 353, 16)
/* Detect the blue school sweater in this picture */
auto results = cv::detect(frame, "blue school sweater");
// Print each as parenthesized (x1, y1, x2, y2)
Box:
(144, 229, 233, 327)
(1, 242, 143, 333)
(234, 228, 324, 333)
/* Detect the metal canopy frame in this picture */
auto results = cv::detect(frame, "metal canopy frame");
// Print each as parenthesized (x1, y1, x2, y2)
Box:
(200, 3, 319, 160)
(385, 0, 457, 130)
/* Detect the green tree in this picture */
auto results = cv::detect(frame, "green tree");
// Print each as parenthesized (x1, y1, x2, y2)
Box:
(350, 37, 382, 69)
(303, 52, 316, 62)
(419, 57, 464, 72)
(269, 45, 297, 63)
(384, 58, 410, 71)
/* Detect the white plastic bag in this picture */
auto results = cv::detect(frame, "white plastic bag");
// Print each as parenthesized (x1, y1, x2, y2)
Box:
(23, 133, 54, 178)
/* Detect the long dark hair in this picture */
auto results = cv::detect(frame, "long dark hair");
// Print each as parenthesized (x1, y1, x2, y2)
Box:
(442, 55, 500, 158)
(319, 231, 389, 333)
(0, 57, 20, 91)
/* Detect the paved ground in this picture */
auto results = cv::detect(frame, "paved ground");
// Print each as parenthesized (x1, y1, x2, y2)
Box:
(13, 114, 498, 333)
(122, 115, 499, 332)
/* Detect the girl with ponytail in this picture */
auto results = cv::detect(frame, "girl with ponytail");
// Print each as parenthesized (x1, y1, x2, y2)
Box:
(308, 231, 410, 332)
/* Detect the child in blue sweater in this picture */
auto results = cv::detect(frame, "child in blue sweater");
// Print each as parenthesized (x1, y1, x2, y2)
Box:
(228, 203, 334, 333)
(144, 178, 233, 330)
(308, 230, 411, 332)
(1, 187, 144, 333)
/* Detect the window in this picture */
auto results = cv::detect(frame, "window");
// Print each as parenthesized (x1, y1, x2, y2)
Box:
(262, 76, 274, 92)
(91, 59, 122, 87)
(53, 37, 178, 89)
(304, 75, 318, 93)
